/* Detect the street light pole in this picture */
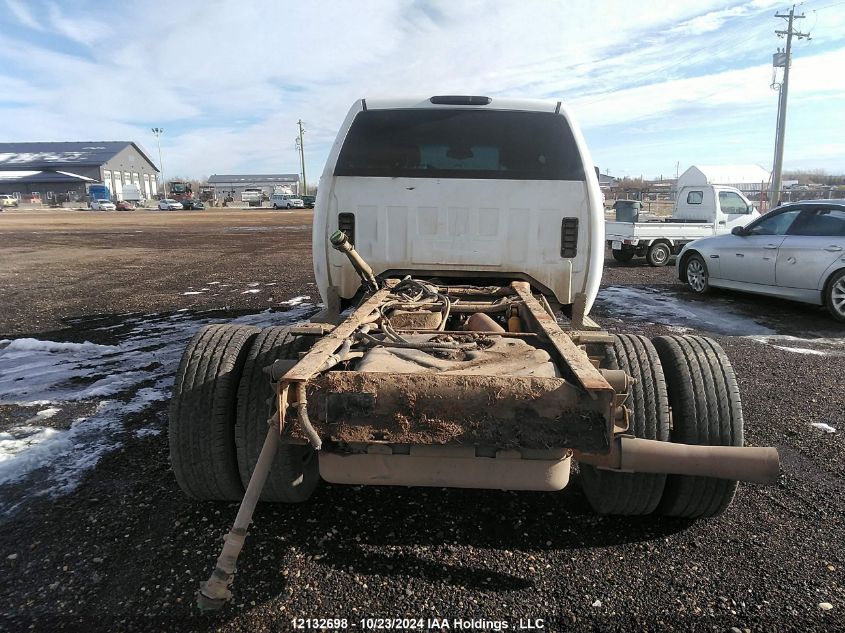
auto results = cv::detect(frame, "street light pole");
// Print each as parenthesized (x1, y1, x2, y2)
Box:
(151, 127, 165, 197)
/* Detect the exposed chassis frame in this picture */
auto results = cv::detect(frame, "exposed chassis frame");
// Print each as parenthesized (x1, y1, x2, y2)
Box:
(282, 280, 619, 455)
(196, 278, 780, 610)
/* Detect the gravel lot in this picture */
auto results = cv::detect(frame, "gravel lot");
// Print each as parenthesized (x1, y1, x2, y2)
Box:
(0, 209, 843, 632)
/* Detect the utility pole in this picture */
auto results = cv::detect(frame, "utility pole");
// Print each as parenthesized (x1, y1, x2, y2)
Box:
(151, 127, 165, 196)
(296, 120, 307, 195)
(769, 5, 810, 205)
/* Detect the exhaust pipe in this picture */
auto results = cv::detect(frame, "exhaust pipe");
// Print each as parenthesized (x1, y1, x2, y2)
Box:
(576, 437, 780, 485)
(330, 230, 378, 293)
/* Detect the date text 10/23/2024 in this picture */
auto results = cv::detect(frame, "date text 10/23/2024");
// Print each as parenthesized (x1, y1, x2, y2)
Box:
(292, 618, 547, 630)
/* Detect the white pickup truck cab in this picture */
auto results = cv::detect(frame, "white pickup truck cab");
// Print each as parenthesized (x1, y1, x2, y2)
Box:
(313, 96, 605, 320)
(605, 185, 759, 266)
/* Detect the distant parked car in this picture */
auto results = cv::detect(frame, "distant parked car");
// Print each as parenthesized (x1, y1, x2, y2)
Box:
(181, 199, 205, 210)
(0, 194, 18, 208)
(300, 195, 316, 208)
(677, 200, 845, 322)
(270, 193, 304, 209)
(91, 199, 116, 211)
(158, 198, 184, 210)
(115, 201, 134, 211)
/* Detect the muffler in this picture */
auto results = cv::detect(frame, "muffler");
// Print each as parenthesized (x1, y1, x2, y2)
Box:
(576, 437, 780, 485)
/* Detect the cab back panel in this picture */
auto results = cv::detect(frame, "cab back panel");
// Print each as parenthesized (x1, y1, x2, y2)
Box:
(313, 101, 605, 310)
(327, 176, 591, 303)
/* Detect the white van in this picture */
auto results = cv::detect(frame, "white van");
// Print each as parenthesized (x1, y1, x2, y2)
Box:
(313, 96, 604, 318)
(270, 193, 305, 209)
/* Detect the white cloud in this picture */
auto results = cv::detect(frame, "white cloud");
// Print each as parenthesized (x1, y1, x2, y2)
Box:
(46, 2, 111, 47)
(5, 0, 44, 30)
(670, 6, 751, 35)
(0, 0, 843, 177)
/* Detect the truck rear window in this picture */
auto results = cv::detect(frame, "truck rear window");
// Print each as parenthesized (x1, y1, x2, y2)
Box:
(335, 109, 586, 181)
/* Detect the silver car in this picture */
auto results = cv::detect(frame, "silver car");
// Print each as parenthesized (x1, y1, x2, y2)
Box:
(677, 200, 845, 322)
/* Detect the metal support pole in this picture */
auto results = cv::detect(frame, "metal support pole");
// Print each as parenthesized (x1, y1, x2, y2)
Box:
(770, 6, 809, 205)
(297, 120, 307, 195)
(151, 127, 165, 197)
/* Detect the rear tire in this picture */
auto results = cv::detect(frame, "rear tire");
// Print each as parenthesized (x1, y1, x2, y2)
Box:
(824, 269, 845, 323)
(611, 249, 635, 263)
(652, 335, 744, 518)
(684, 253, 710, 294)
(236, 327, 321, 502)
(647, 242, 671, 267)
(580, 334, 670, 515)
(169, 324, 260, 500)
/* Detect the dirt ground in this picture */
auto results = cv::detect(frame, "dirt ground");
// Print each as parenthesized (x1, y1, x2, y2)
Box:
(0, 208, 843, 632)
(0, 208, 315, 337)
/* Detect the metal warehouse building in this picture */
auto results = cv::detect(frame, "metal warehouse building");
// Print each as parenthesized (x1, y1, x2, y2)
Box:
(208, 174, 301, 200)
(676, 164, 771, 196)
(0, 141, 160, 203)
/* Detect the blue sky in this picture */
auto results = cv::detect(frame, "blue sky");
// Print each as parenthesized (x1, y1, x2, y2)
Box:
(1, 0, 843, 181)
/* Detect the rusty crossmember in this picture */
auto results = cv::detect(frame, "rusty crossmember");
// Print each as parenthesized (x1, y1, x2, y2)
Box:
(510, 281, 614, 395)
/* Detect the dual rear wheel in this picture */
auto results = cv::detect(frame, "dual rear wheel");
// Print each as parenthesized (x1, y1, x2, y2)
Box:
(169, 327, 745, 518)
(169, 324, 319, 503)
(581, 334, 744, 518)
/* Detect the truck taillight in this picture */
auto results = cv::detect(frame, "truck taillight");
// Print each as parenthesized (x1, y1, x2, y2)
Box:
(338, 212, 355, 245)
(560, 218, 578, 258)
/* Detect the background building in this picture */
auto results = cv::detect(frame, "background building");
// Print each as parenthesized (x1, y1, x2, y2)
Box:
(676, 164, 771, 196)
(598, 173, 619, 190)
(0, 141, 160, 203)
(207, 174, 301, 200)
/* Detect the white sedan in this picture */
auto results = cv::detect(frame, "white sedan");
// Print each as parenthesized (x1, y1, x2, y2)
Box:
(158, 198, 184, 210)
(677, 200, 845, 322)
(91, 199, 116, 211)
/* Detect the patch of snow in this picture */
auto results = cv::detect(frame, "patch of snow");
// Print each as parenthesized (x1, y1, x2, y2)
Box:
(181, 291, 203, 295)
(0, 426, 73, 486)
(771, 345, 828, 356)
(247, 282, 261, 287)
(0, 303, 316, 513)
(595, 286, 776, 336)
(30, 406, 62, 421)
(746, 334, 845, 346)
(281, 295, 311, 306)
(1, 339, 110, 354)
(811, 422, 836, 434)
(746, 335, 845, 357)
(242, 289, 261, 294)
(133, 427, 161, 438)
(123, 387, 169, 413)
(207, 281, 221, 285)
